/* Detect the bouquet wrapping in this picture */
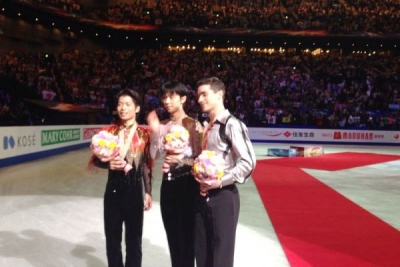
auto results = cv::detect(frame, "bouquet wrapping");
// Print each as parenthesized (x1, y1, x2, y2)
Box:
(91, 131, 120, 162)
(162, 124, 190, 173)
(192, 150, 224, 184)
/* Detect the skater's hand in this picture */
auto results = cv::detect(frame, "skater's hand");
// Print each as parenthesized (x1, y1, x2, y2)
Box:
(144, 193, 152, 211)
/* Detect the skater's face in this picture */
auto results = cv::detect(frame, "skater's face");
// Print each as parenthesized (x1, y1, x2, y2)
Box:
(161, 92, 186, 115)
(117, 95, 140, 123)
(197, 84, 222, 113)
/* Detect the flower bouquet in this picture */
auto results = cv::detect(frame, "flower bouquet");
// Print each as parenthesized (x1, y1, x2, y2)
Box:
(91, 130, 120, 162)
(162, 124, 190, 173)
(192, 150, 224, 185)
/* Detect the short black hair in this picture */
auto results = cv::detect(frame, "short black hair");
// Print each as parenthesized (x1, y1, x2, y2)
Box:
(160, 81, 189, 98)
(115, 89, 142, 107)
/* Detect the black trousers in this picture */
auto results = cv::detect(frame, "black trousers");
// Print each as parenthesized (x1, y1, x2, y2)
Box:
(160, 174, 198, 267)
(104, 178, 144, 267)
(195, 184, 240, 267)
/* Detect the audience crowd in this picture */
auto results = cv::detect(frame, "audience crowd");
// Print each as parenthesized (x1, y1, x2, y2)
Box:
(1, 47, 399, 130)
(27, 0, 400, 34)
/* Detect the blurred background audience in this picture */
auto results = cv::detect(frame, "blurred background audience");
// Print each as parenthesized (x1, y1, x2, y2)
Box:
(1, 0, 399, 129)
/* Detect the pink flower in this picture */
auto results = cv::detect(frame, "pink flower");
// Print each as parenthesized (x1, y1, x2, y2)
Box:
(91, 131, 120, 162)
(162, 124, 190, 173)
(192, 150, 224, 184)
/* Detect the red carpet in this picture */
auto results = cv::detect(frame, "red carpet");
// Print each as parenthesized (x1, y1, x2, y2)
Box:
(253, 163, 400, 267)
(257, 152, 400, 171)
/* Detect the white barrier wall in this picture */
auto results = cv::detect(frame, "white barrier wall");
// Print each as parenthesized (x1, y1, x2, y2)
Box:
(1, 125, 400, 167)
(248, 128, 400, 145)
(0, 125, 104, 165)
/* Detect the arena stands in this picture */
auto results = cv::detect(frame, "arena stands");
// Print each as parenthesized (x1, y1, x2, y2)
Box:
(0, 0, 399, 129)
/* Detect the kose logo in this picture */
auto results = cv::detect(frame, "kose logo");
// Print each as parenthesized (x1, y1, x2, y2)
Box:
(3, 134, 36, 150)
(3, 136, 16, 150)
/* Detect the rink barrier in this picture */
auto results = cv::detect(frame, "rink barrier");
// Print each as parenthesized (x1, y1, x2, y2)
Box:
(0, 125, 103, 168)
(1, 126, 399, 167)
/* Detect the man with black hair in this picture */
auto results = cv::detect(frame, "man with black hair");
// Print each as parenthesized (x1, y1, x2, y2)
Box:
(89, 89, 153, 267)
(147, 81, 203, 267)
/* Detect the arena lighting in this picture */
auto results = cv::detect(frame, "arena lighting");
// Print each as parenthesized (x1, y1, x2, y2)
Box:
(198, 40, 201, 42)
(140, 37, 143, 40)
(338, 43, 341, 46)
(18, 13, 21, 16)
(67, 26, 70, 30)
(95, 33, 98, 36)
(35, 18, 38, 21)
(80, 30, 83, 33)
(241, 41, 244, 44)
(125, 36, 128, 39)
(52, 22, 55, 26)
(2, 8, 5, 11)
(170, 38, 172, 41)
(155, 38, 158, 41)
(108, 35, 111, 38)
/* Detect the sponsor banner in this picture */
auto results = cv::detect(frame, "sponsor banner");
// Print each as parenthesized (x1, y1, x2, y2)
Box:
(2, 125, 399, 162)
(249, 128, 400, 144)
(1, 125, 106, 160)
(42, 128, 81, 146)
(83, 127, 103, 140)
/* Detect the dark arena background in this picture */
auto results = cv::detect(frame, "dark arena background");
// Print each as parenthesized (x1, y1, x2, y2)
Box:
(1, 1, 400, 266)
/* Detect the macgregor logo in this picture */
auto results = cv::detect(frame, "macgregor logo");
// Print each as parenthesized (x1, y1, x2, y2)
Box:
(3, 136, 16, 150)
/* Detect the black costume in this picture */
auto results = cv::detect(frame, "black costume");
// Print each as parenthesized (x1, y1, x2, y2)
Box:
(92, 124, 153, 267)
(160, 117, 203, 267)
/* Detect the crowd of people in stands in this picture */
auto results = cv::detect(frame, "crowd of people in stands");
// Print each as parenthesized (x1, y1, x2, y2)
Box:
(1, 47, 399, 129)
(27, 0, 400, 34)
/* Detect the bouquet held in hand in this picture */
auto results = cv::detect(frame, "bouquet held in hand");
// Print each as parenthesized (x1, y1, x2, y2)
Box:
(192, 150, 224, 185)
(162, 124, 190, 172)
(91, 131, 120, 162)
